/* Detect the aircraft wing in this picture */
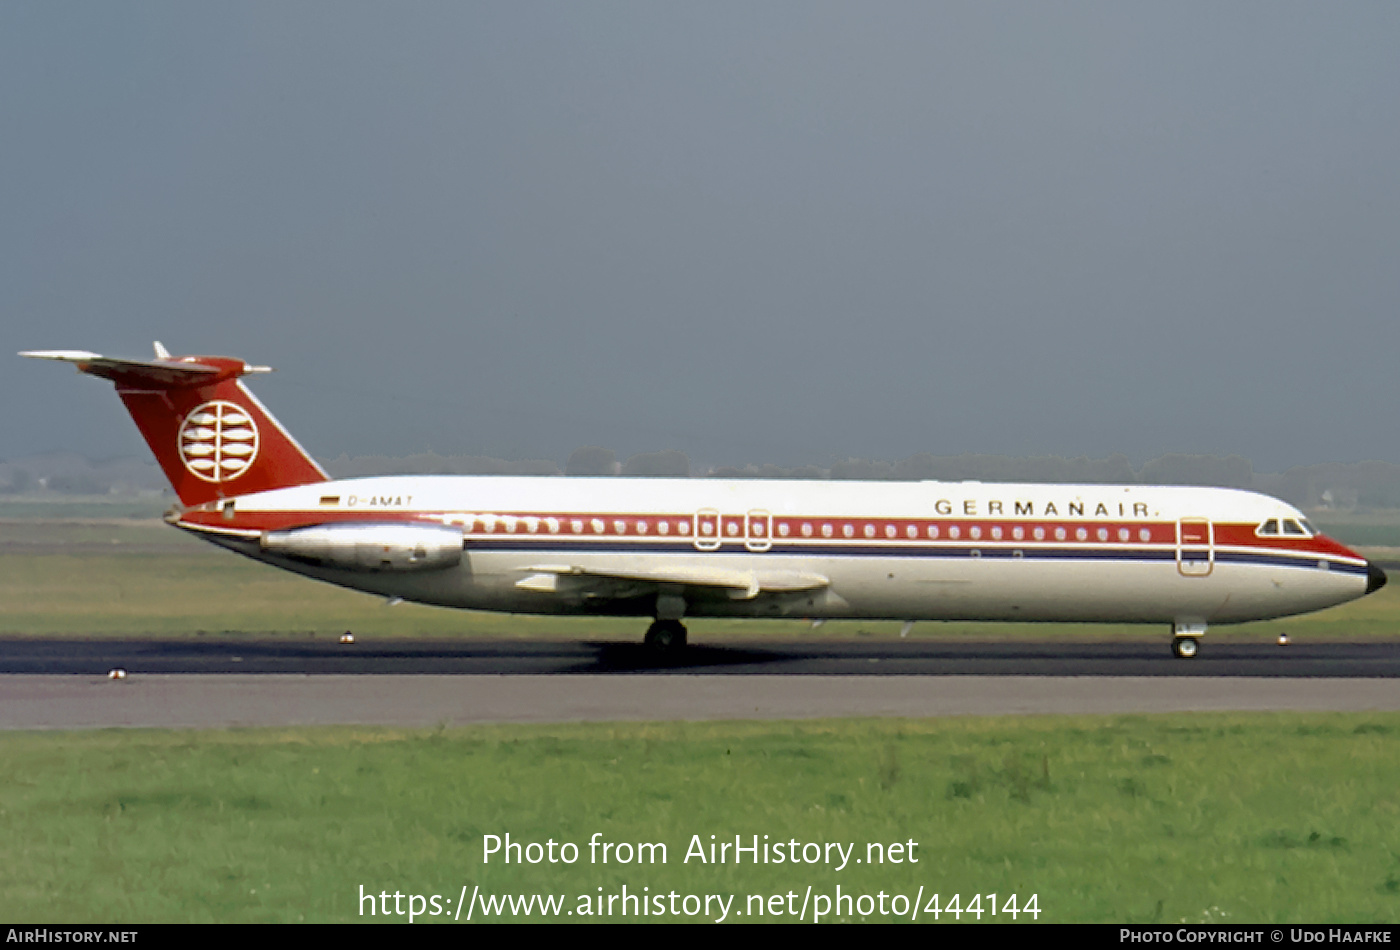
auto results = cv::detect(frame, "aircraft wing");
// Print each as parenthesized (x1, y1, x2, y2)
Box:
(515, 564, 829, 600)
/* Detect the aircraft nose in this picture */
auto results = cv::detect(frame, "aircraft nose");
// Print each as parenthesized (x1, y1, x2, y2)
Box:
(1367, 561, 1388, 595)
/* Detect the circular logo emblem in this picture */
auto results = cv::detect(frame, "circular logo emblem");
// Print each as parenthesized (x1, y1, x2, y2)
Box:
(178, 401, 260, 483)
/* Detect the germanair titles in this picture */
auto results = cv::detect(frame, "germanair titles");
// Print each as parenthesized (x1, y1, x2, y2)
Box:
(935, 498, 1153, 518)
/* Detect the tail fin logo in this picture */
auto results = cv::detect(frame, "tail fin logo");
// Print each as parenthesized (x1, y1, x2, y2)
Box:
(177, 401, 260, 483)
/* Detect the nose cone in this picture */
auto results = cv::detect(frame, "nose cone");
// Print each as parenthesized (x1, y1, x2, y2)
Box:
(1367, 561, 1388, 595)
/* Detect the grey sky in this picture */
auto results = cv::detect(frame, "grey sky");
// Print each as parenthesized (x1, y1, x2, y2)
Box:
(4, 3, 1398, 473)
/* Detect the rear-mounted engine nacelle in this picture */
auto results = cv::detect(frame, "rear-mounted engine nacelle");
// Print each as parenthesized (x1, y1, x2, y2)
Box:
(261, 523, 463, 572)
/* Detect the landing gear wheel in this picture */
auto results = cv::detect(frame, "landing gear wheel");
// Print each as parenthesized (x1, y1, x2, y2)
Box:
(644, 619, 688, 653)
(1172, 636, 1199, 659)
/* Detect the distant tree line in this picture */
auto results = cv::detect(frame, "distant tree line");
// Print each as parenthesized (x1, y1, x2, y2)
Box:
(0, 452, 167, 496)
(6, 449, 1400, 511)
(325, 452, 561, 477)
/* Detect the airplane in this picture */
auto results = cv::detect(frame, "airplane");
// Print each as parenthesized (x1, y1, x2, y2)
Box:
(21, 343, 1387, 658)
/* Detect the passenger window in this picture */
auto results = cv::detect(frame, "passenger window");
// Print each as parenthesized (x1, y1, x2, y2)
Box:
(1283, 519, 1306, 536)
(1257, 519, 1279, 536)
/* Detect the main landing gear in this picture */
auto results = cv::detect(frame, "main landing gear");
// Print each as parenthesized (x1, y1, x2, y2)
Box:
(644, 619, 687, 652)
(1171, 621, 1206, 659)
(645, 591, 689, 653)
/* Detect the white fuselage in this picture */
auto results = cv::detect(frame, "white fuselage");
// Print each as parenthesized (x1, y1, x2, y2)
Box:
(179, 476, 1374, 628)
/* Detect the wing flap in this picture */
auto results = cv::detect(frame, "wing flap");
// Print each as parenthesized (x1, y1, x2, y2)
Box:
(516, 564, 829, 600)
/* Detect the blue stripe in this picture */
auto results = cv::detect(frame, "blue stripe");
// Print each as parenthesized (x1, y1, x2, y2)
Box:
(1216, 551, 1369, 576)
(463, 538, 1368, 575)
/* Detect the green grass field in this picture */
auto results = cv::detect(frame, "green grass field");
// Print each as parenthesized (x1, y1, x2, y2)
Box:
(0, 496, 171, 521)
(2, 715, 1398, 923)
(4, 509, 1399, 923)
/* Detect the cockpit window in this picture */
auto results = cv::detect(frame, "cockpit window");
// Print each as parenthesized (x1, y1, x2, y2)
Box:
(1283, 519, 1307, 536)
(1257, 519, 1280, 536)
(1300, 519, 1316, 535)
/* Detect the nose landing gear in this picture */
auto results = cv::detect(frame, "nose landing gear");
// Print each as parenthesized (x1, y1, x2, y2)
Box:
(1171, 621, 1206, 659)
(1171, 636, 1199, 659)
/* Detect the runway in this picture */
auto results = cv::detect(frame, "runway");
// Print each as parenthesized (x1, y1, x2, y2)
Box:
(1, 639, 1397, 729)
(5, 672, 1400, 730)
(6, 637, 1400, 676)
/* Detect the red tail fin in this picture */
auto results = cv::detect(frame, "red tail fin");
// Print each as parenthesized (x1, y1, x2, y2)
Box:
(21, 345, 328, 507)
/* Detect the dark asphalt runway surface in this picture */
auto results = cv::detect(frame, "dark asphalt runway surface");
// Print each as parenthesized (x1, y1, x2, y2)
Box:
(4, 637, 1400, 677)
(5, 639, 1398, 729)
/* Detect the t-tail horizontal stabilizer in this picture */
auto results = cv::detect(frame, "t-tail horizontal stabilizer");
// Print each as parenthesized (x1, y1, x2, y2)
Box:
(21, 342, 327, 508)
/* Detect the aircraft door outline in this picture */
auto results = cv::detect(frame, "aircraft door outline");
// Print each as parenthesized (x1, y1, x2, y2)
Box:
(745, 509, 773, 552)
(1176, 518, 1214, 577)
(693, 508, 721, 551)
